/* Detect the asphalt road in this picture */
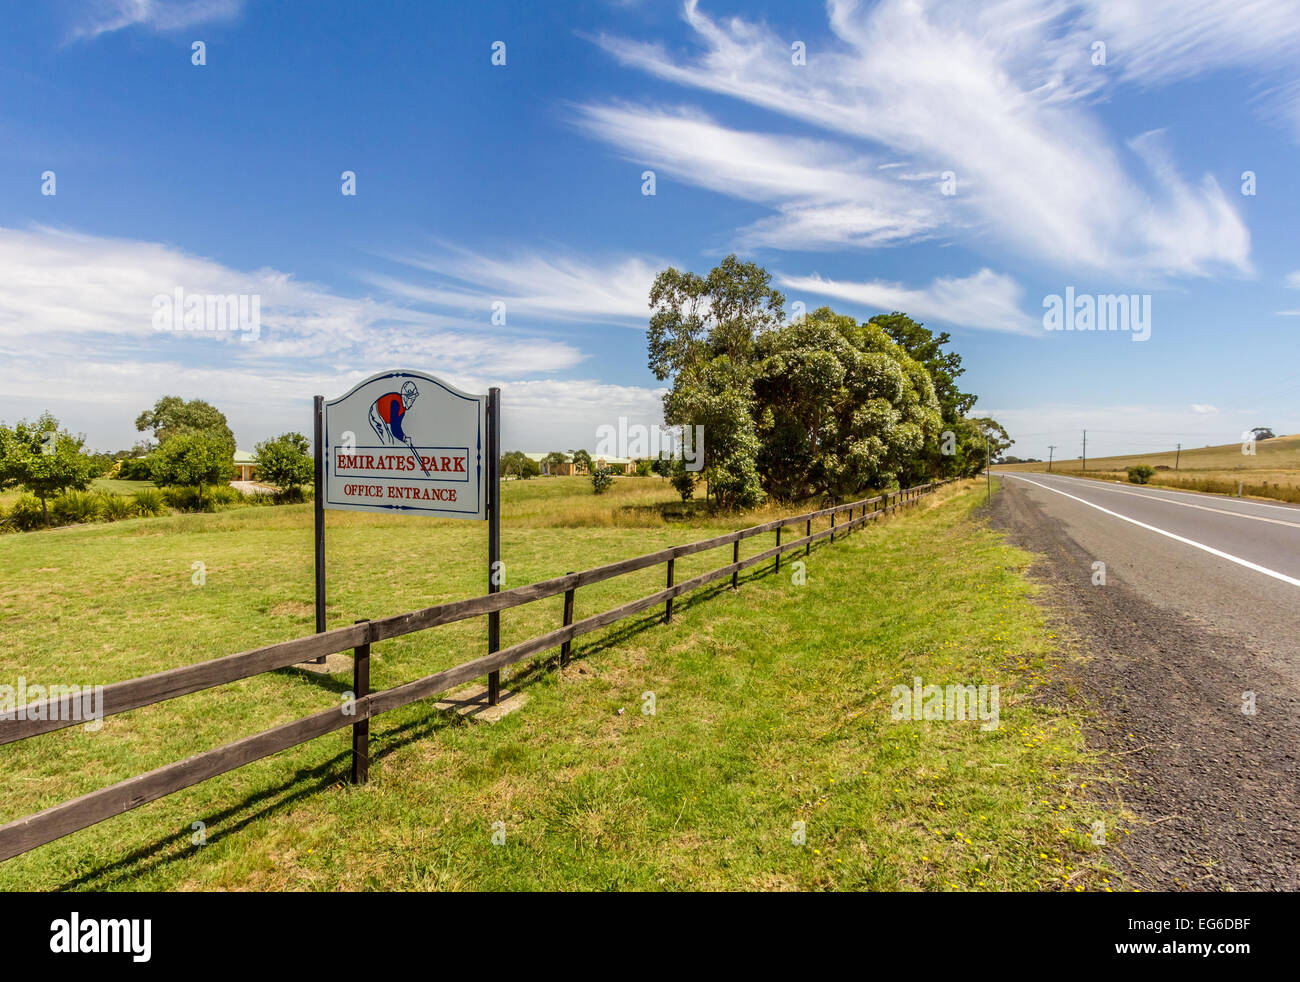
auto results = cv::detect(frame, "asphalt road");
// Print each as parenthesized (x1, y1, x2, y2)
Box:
(999, 472, 1300, 683)
(992, 471, 1300, 890)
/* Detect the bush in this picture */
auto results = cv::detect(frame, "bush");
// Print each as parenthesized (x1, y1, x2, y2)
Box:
(95, 490, 137, 521)
(117, 457, 154, 481)
(51, 490, 101, 525)
(4, 494, 48, 531)
(590, 465, 614, 494)
(162, 485, 206, 512)
(132, 488, 167, 516)
(1127, 465, 1155, 484)
(209, 484, 244, 507)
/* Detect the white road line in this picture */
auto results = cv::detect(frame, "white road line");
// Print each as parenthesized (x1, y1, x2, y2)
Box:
(1005, 474, 1300, 590)
(1009, 474, 1300, 529)
(1021, 471, 1300, 515)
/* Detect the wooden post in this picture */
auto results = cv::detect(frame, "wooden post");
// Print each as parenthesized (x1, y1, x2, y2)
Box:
(664, 559, 675, 623)
(805, 518, 811, 556)
(312, 395, 327, 663)
(487, 387, 502, 705)
(560, 572, 575, 665)
(732, 540, 740, 589)
(775, 525, 781, 573)
(830, 508, 836, 543)
(351, 618, 370, 785)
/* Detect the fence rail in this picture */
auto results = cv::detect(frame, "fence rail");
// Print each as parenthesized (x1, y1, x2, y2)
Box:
(0, 479, 952, 862)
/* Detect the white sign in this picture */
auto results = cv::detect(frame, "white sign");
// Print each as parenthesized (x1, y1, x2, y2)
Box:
(323, 370, 487, 519)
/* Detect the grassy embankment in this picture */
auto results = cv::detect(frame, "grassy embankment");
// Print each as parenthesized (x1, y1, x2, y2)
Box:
(0, 476, 1123, 890)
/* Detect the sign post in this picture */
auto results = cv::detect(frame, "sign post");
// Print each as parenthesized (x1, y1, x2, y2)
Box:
(311, 371, 495, 682)
(313, 395, 327, 663)
(486, 387, 501, 705)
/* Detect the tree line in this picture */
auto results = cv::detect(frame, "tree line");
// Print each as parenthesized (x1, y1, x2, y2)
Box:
(647, 256, 1011, 509)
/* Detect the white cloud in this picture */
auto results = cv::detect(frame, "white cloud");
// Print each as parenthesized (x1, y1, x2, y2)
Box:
(1191, 404, 1219, 415)
(0, 225, 666, 449)
(574, 103, 944, 250)
(588, 0, 1257, 277)
(1286, 271, 1300, 289)
(779, 268, 1036, 335)
(375, 242, 660, 325)
(68, 0, 243, 41)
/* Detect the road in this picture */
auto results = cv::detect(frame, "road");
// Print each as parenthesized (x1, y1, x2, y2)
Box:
(992, 471, 1300, 890)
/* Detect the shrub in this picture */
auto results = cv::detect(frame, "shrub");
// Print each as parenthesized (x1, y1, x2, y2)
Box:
(5, 494, 50, 530)
(209, 484, 243, 507)
(95, 490, 138, 521)
(132, 488, 168, 516)
(590, 465, 614, 494)
(117, 457, 154, 481)
(162, 485, 205, 512)
(51, 490, 101, 525)
(1127, 465, 1155, 484)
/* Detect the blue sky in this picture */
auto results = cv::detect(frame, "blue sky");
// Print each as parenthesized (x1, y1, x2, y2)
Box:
(2, 0, 1298, 459)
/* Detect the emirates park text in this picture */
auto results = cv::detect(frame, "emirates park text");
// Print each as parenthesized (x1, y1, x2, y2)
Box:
(335, 452, 467, 474)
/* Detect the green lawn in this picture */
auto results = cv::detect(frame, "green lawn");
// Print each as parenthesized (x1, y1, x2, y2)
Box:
(0, 477, 1124, 891)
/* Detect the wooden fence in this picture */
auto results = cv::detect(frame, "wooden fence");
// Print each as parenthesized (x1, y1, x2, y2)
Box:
(0, 479, 952, 862)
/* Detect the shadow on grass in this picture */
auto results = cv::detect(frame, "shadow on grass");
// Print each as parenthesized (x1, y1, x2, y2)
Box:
(46, 522, 874, 889)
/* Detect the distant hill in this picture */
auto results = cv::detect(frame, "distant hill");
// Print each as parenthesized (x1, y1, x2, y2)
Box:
(998, 433, 1300, 474)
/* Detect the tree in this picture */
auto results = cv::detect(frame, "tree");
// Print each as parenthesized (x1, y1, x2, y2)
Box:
(501, 451, 540, 479)
(668, 457, 697, 501)
(542, 451, 567, 475)
(149, 431, 234, 510)
(590, 464, 614, 494)
(254, 432, 313, 497)
(135, 396, 235, 453)
(0, 413, 100, 526)
(1250, 427, 1276, 441)
(872, 313, 980, 480)
(569, 449, 593, 475)
(648, 255, 783, 510)
(753, 308, 940, 500)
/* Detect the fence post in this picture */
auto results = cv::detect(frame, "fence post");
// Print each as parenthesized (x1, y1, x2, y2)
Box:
(830, 508, 836, 543)
(775, 525, 781, 573)
(560, 572, 576, 666)
(806, 518, 811, 556)
(732, 539, 740, 589)
(665, 559, 675, 624)
(351, 618, 370, 785)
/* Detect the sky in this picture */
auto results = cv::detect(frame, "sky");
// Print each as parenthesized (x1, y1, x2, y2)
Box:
(1, 0, 1298, 460)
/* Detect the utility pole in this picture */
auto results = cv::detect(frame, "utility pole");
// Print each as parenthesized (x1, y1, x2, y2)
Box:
(1047, 445, 1056, 472)
(1175, 443, 1181, 471)
(1082, 429, 1087, 472)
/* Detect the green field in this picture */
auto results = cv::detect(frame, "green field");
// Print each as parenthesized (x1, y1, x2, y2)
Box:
(999, 433, 1300, 502)
(0, 477, 1123, 891)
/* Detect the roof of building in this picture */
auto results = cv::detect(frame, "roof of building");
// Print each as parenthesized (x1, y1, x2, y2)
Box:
(233, 450, 257, 464)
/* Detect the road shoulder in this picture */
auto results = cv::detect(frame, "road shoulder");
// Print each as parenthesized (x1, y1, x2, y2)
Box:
(990, 480, 1300, 890)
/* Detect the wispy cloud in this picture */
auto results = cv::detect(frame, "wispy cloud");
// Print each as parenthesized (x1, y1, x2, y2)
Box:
(587, 0, 1259, 277)
(573, 103, 944, 251)
(67, 0, 243, 42)
(779, 268, 1036, 335)
(374, 243, 660, 325)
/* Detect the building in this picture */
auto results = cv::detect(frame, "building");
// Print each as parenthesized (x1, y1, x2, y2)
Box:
(233, 450, 258, 482)
(522, 453, 639, 476)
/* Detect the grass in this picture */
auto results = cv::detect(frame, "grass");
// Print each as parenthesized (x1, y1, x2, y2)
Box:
(0, 477, 1124, 891)
(999, 433, 1300, 503)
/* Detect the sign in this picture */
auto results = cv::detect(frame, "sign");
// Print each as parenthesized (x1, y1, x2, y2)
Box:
(322, 369, 487, 519)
